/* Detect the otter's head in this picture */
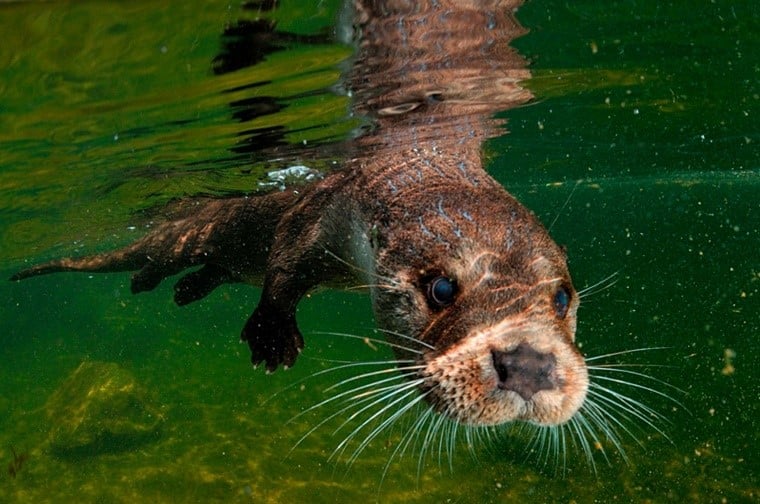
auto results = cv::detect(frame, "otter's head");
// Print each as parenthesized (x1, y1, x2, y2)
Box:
(370, 187, 588, 427)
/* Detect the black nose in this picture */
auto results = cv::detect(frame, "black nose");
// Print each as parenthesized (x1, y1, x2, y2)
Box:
(491, 343, 557, 400)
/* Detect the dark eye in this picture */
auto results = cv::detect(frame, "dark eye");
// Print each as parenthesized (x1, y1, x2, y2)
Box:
(553, 286, 571, 319)
(426, 276, 457, 308)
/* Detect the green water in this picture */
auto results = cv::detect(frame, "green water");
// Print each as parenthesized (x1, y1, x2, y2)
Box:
(1, 0, 757, 502)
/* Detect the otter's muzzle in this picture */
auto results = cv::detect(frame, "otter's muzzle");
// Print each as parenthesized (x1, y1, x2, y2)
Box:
(491, 343, 558, 401)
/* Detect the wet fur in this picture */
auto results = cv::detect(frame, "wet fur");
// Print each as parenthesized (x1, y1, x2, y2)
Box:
(9, 0, 674, 454)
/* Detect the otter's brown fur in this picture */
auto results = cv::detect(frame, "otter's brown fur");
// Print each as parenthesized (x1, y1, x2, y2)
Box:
(10, 0, 588, 427)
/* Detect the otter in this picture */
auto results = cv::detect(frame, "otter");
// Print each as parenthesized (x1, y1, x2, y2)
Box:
(10, 0, 588, 429)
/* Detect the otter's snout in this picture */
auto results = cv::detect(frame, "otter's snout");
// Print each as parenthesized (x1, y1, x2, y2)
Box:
(491, 343, 558, 400)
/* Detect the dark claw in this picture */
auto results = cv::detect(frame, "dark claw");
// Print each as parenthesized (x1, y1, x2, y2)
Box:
(241, 301, 304, 372)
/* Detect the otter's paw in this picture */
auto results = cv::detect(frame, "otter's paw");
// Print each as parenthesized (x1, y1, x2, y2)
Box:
(241, 303, 304, 372)
(173, 264, 231, 306)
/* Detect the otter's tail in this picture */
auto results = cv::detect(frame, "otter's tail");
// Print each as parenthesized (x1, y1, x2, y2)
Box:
(9, 248, 146, 282)
(9, 191, 299, 302)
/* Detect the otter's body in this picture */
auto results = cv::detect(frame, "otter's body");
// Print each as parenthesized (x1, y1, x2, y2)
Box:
(10, 0, 589, 428)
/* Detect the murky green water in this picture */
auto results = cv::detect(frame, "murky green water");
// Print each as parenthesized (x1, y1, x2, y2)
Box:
(1, 0, 757, 502)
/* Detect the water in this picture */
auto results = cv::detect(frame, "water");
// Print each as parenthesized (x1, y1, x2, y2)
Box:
(1, 0, 757, 502)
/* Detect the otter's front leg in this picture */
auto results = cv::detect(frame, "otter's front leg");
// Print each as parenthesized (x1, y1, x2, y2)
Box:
(241, 183, 348, 372)
(242, 269, 307, 372)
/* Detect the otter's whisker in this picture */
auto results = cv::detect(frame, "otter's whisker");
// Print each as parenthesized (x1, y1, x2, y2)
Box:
(414, 407, 444, 479)
(587, 365, 684, 395)
(571, 412, 602, 473)
(523, 425, 545, 464)
(580, 411, 608, 469)
(344, 283, 401, 292)
(564, 418, 588, 470)
(532, 425, 564, 473)
(323, 248, 398, 287)
(445, 414, 461, 471)
(333, 379, 427, 442)
(584, 397, 656, 454)
(589, 362, 674, 369)
(379, 402, 438, 484)
(559, 424, 569, 474)
(547, 179, 580, 232)
(293, 366, 422, 424)
(526, 426, 547, 467)
(272, 359, 415, 407)
(400, 404, 436, 462)
(286, 373, 415, 453)
(425, 406, 451, 472)
(356, 394, 434, 469)
(325, 364, 425, 393)
(577, 270, 620, 299)
(581, 399, 630, 461)
(589, 374, 684, 412)
(549, 427, 562, 470)
(335, 385, 431, 465)
(313, 330, 425, 355)
(290, 375, 420, 455)
(584, 346, 672, 361)
(464, 423, 480, 460)
(587, 384, 672, 441)
(374, 327, 436, 350)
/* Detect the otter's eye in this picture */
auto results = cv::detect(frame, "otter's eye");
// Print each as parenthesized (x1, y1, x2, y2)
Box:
(426, 276, 457, 308)
(553, 286, 571, 319)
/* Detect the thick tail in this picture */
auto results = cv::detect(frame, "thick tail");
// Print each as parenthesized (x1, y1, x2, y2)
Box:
(9, 250, 144, 281)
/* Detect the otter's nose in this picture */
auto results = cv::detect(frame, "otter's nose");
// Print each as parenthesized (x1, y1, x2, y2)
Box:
(492, 343, 557, 400)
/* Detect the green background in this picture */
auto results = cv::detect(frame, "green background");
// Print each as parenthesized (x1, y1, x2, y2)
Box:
(1, 0, 757, 502)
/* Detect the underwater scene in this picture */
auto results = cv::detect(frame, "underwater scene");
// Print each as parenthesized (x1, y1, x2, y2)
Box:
(1, 0, 757, 502)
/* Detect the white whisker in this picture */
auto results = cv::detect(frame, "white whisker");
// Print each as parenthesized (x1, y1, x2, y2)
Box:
(323, 248, 399, 288)
(325, 364, 424, 393)
(587, 384, 672, 441)
(581, 399, 630, 462)
(577, 270, 620, 299)
(548, 178, 580, 232)
(334, 385, 431, 465)
(584, 346, 672, 361)
(589, 374, 685, 412)
(344, 283, 399, 292)
(268, 358, 415, 406)
(374, 327, 436, 350)
(290, 378, 423, 456)
(300, 369, 420, 421)
(331, 379, 427, 439)
(587, 365, 684, 394)
(379, 404, 430, 484)
(313, 330, 425, 355)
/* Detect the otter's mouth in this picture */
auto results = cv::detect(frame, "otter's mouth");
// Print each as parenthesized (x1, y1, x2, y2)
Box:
(419, 321, 589, 427)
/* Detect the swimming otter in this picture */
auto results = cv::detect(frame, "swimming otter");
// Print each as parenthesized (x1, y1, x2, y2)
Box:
(10, 0, 588, 428)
